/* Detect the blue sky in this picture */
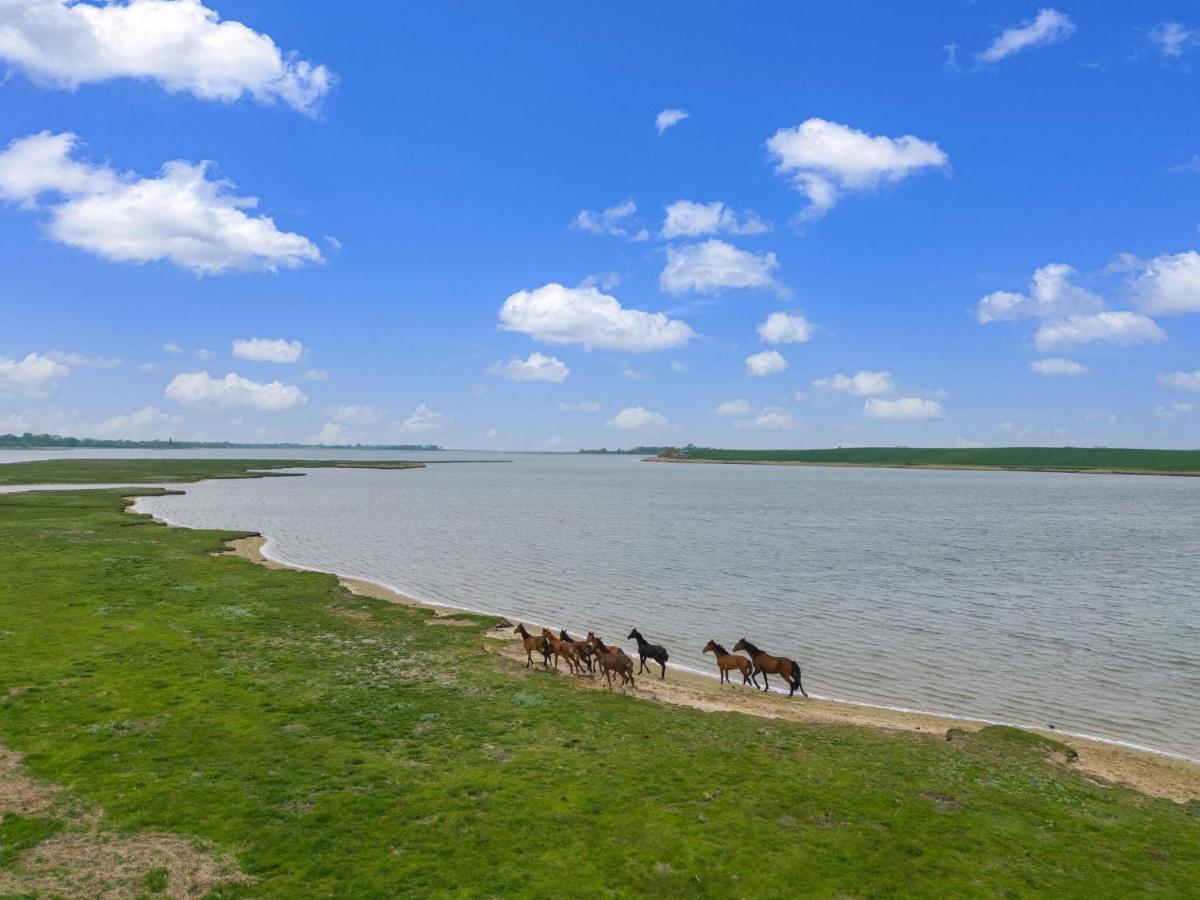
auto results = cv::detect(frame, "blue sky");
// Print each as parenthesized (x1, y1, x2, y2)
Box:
(1, 1, 1199, 450)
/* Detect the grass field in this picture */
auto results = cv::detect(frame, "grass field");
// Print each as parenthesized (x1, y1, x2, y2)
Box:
(0, 458, 424, 485)
(666, 446, 1200, 474)
(0, 465, 1198, 895)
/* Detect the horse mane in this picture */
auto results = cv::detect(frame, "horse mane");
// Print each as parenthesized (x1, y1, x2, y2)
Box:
(560, 629, 572, 640)
(711, 642, 729, 655)
(739, 638, 761, 655)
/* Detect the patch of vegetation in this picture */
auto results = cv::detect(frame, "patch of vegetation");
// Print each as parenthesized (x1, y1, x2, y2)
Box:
(0, 458, 424, 485)
(142, 866, 169, 893)
(0, 486, 1198, 895)
(0, 815, 63, 868)
(666, 446, 1200, 474)
(0, 432, 441, 451)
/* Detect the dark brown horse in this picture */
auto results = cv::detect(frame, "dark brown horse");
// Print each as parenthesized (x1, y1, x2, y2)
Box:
(732, 638, 807, 697)
(542, 628, 585, 674)
(587, 632, 635, 690)
(702, 640, 758, 687)
(514, 623, 550, 668)
(559, 629, 595, 673)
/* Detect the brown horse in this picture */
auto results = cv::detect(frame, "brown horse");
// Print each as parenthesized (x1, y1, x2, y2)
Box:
(559, 629, 595, 673)
(703, 640, 758, 687)
(732, 638, 807, 697)
(542, 628, 586, 674)
(514, 623, 550, 668)
(587, 632, 635, 689)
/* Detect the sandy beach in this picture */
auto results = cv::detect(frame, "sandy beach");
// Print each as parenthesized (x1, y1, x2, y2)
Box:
(224, 533, 1200, 804)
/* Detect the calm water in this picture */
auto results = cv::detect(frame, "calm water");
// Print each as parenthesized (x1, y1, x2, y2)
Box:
(8, 450, 1197, 758)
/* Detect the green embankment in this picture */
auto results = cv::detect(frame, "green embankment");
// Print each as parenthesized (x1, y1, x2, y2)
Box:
(670, 446, 1200, 474)
(0, 458, 424, 485)
(0, 465, 1197, 894)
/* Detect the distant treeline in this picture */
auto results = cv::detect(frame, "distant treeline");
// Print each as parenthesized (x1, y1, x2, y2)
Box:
(578, 447, 665, 455)
(664, 446, 1200, 473)
(0, 433, 442, 452)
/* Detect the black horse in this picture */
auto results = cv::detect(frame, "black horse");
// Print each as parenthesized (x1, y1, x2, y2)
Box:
(627, 628, 669, 679)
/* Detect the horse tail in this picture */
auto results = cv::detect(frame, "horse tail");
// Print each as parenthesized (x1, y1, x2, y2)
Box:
(791, 661, 807, 696)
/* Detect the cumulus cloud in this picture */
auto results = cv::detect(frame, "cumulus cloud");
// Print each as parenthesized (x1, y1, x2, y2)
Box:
(45, 350, 121, 368)
(1129, 251, 1200, 315)
(766, 118, 947, 221)
(499, 282, 695, 352)
(605, 406, 675, 430)
(93, 404, 180, 437)
(1158, 370, 1200, 392)
(559, 400, 600, 412)
(162, 340, 182, 354)
(308, 422, 349, 445)
(0, 351, 71, 396)
(734, 406, 797, 430)
(399, 403, 447, 433)
(165, 370, 306, 410)
(232, 337, 304, 363)
(976, 9, 1076, 64)
(0, 0, 333, 114)
(571, 199, 648, 241)
(1030, 358, 1087, 376)
(302, 368, 328, 381)
(975, 263, 1103, 323)
(326, 403, 385, 424)
(490, 351, 570, 383)
(757, 311, 813, 344)
(813, 370, 894, 396)
(660, 239, 780, 295)
(660, 200, 769, 238)
(713, 399, 751, 417)
(745, 350, 788, 377)
(1033, 312, 1165, 351)
(0, 131, 321, 274)
(1150, 22, 1195, 58)
(655, 108, 689, 135)
(864, 397, 945, 420)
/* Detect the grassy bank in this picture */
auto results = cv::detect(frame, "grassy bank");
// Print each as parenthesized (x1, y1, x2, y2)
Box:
(0, 458, 424, 485)
(659, 446, 1200, 474)
(0, 479, 1198, 894)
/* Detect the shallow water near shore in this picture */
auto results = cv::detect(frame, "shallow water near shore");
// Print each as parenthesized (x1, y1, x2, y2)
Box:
(50, 449, 1191, 760)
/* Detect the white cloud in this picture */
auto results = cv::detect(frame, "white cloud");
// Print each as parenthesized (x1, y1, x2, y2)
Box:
(485, 427, 498, 439)
(1158, 370, 1200, 392)
(232, 337, 304, 363)
(669, 359, 688, 372)
(162, 340, 182, 354)
(45, 350, 121, 368)
(605, 406, 675, 430)
(499, 282, 695, 352)
(660, 200, 769, 238)
(734, 406, 798, 430)
(93, 405, 180, 437)
(713, 399, 751, 417)
(757, 311, 813, 344)
(1129, 251, 1200, 315)
(399, 403, 447, 434)
(138, 362, 157, 373)
(655, 108, 689, 135)
(660, 239, 780, 295)
(559, 400, 600, 412)
(1033, 312, 1166, 350)
(813, 370, 894, 396)
(1149, 22, 1195, 58)
(165, 371, 306, 410)
(0, 131, 321, 274)
(976, 263, 1103, 323)
(571, 199, 648, 241)
(766, 118, 947, 221)
(302, 368, 328, 381)
(1030, 357, 1087, 376)
(864, 397, 945, 420)
(489, 351, 569, 383)
(1153, 402, 1194, 419)
(745, 350, 788, 377)
(326, 403, 385, 424)
(308, 422, 349, 445)
(193, 348, 214, 360)
(0, 351, 70, 396)
(977, 9, 1076, 64)
(0, 0, 333, 114)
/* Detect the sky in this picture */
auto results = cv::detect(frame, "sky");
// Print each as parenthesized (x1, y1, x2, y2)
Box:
(1, 1, 1199, 451)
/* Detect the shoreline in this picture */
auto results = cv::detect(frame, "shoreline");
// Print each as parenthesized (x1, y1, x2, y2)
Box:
(219, 531, 1200, 803)
(644, 456, 1200, 478)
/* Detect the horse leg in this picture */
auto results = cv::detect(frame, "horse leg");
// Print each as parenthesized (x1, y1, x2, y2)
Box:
(525, 649, 532, 668)
(638, 655, 646, 674)
(761, 671, 770, 691)
(659, 659, 666, 680)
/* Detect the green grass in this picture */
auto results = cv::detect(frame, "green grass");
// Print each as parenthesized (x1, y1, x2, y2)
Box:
(0, 814, 63, 868)
(671, 446, 1200, 474)
(0, 458, 423, 485)
(0, 481, 1198, 895)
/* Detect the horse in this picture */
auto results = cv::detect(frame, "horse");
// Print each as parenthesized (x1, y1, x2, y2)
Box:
(542, 628, 586, 675)
(560, 629, 595, 673)
(587, 632, 635, 690)
(513, 623, 550, 668)
(627, 628, 669, 679)
(702, 640, 758, 687)
(732, 638, 807, 697)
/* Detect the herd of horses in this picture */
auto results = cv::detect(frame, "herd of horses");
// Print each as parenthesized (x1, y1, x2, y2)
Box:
(512, 623, 808, 698)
